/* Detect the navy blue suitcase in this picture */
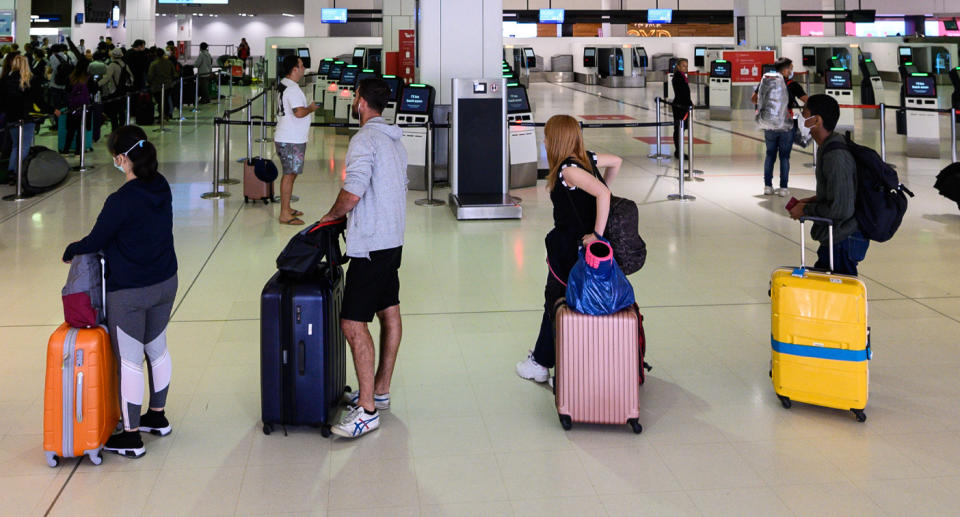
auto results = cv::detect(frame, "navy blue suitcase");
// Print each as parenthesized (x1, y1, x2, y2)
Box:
(260, 267, 348, 437)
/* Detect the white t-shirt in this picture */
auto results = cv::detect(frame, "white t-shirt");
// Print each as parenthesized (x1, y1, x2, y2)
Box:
(274, 78, 311, 144)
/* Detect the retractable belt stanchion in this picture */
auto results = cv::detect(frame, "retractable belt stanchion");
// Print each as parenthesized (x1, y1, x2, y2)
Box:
(73, 105, 94, 172)
(415, 121, 445, 207)
(3, 121, 28, 201)
(880, 103, 887, 162)
(125, 93, 132, 126)
(155, 83, 170, 133)
(201, 119, 230, 199)
(217, 70, 222, 111)
(192, 74, 200, 113)
(177, 77, 186, 122)
(668, 116, 695, 201)
(648, 97, 670, 159)
(688, 105, 704, 179)
(256, 85, 270, 143)
(221, 111, 238, 185)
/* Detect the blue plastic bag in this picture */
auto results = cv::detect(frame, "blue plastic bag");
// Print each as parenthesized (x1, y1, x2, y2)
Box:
(565, 239, 635, 316)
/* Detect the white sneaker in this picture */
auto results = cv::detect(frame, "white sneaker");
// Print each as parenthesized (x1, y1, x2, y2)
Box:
(516, 351, 549, 383)
(343, 390, 390, 410)
(778, 188, 789, 197)
(330, 405, 380, 439)
(763, 186, 774, 195)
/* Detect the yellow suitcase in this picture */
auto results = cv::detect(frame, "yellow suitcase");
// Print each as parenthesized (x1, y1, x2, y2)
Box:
(770, 217, 870, 422)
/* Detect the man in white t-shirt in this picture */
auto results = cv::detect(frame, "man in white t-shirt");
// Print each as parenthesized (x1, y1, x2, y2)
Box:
(274, 55, 318, 225)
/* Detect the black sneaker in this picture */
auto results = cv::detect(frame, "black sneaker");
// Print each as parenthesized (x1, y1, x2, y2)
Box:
(139, 410, 172, 437)
(104, 430, 145, 458)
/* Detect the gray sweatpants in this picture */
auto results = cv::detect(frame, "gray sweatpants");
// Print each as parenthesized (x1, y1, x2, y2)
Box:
(106, 275, 178, 430)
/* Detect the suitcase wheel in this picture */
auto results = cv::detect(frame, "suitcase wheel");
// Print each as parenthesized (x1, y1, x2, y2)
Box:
(558, 414, 572, 431)
(851, 409, 867, 423)
(320, 425, 332, 438)
(87, 451, 102, 466)
(778, 395, 792, 409)
(45, 451, 59, 468)
(262, 423, 274, 436)
(628, 418, 643, 434)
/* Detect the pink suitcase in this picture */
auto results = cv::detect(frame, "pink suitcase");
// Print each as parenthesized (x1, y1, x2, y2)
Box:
(243, 158, 275, 204)
(554, 301, 647, 434)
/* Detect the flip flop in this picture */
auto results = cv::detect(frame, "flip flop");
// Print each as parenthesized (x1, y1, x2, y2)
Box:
(279, 217, 305, 226)
(291, 209, 304, 217)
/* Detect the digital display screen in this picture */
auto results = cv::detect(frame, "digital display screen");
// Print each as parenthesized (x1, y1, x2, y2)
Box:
(382, 77, 400, 101)
(353, 48, 365, 58)
(507, 86, 530, 114)
(803, 47, 815, 56)
(75, 13, 83, 24)
(695, 47, 705, 57)
(298, 48, 309, 58)
(899, 47, 913, 56)
(710, 60, 730, 78)
(400, 88, 430, 114)
(340, 67, 359, 86)
(328, 63, 344, 81)
(945, 19, 958, 31)
(864, 60, 878, 76)
(318, 60, 332, 75)
(524, 48, 535, 58)
(906, 76, 936, 97)
(825, 70, 852, 89)
(584, 48, 595, 57)
(648, 9, 673, 24)
(321, 8, 347, 24)
(356, 70, 377, 84)
(473, 82, 487, 94)
(539, 9, 564, 24)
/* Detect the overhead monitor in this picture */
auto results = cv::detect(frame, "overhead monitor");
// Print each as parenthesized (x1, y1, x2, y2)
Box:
(318, 59, 333, 75)
(863, 59, 879, 77)
(539, 9, 564, 24)
(328, 62, 345, 81)
(340, 65, 359, 86)
(356, 69, 378, 83)
(321, 8, 348, 24)
(506, 85, 531, 114)
(825, 69, 852, 89)
(647, 9, 673, 24)
(399, 86, 431, 114)
(710, 60, 730, 78)
(945, 19, 959, 31)
(906, 74, 936, 97)
(381, 76, 401, 102)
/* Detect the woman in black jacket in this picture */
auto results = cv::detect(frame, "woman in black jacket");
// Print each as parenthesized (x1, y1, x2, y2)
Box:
(1, 54, 58, 177)
(63, 126, 178, 459)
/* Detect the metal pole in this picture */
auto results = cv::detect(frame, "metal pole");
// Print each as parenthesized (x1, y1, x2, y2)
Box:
(125, 94, 131, 126)
(952, 110, 958, 164)
(688, 105, 703, 177)
(416, 122, 444, 207)
(192, 73, 200, 113)
(155, 83, 170, 133)
(257, 86, 268, 142)
(178, 77, 185, 122)
(880, 103, 886, 162)
(73, 105, 93, 171)
(219, 112, 240, 185)
(217, 70, 222, 112)
(649, 97, 669, 159)
(246, 106, 253, 161)
(202, 119, 230, 199)
(3, 122, 28, 201)
(667, 117, 695, 201)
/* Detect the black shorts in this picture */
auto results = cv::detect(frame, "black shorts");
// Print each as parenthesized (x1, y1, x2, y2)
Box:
(341, 246, 402, 323)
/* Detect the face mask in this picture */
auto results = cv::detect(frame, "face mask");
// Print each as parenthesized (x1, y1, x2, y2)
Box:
(788, 71, 794, 80)
(797, 113, 812, 144)
(115, 140, 145, 174)
(113, 158, 125, 173)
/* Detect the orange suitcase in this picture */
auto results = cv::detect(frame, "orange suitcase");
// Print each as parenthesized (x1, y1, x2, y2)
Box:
(42, 323, 118, 467)
(554, 301, 648, 434)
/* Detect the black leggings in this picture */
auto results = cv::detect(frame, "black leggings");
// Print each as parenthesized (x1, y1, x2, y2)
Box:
(532, 270, 567, 369)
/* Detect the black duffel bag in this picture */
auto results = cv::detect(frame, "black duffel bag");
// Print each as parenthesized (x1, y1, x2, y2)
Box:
(276, 218, 348, 279)
(604, 195, 647, 275)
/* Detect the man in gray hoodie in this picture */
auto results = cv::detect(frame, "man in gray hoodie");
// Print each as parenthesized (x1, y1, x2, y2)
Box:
(319, 78, 407, 439)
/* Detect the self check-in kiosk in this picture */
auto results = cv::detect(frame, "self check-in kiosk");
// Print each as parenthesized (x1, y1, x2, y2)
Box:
(859, 57, 883, 119)
(347, 69, 379, 127)
(578, 47, 598, 85)
(334, 65, 360, 133)
(708, 60, 732, 121)
(506, 83, 537, 189)
(381, 75, 401, 124)
(904, 73, 940, 158)
(297, 48, 311, 70)
(824, 68, 854, 133)
(314, 58, 335, 110)
(897, 62, 920, 134)
(898, 47, 914, 67)
(323, 61, 346, 120)
(802, 47, 816, 67)
(449, 78, 521, 220)
(397, 84, 436, 191)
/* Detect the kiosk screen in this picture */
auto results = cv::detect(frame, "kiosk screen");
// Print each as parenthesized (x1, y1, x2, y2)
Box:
(400, 88, 430, 114)
(356, 70, 378, 84)
(803, 47, 815, 57)
(710, 60, 731, 78)
(297, 48, 310, 69)
(825, 70, 852, 89)
(382, 77, 401, 101)
(864, 60, 879, 76)
(340, 67, 359, 86)
(694, 47, 705, 67)
(507, 86, 530, 114)
(906, 75, 936, 97)
(318, 60, 333, 75)
(328, 63, 344, 81)
(899, 47, 913, 57)
(584, 48, 596, 68)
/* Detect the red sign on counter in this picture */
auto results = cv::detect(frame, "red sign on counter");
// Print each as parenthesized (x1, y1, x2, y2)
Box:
(722, 50, 776, 84)
(398, 29, 415, 84)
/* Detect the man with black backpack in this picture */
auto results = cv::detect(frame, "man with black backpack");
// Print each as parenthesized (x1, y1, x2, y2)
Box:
(788, 94, 868, 275)
(47, 44, 76, 130)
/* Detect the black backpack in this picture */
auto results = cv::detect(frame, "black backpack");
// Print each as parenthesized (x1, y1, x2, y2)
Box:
(115, 64, 133, 95)
(822, 134, 914, 243)
(54, 55, 74, 87)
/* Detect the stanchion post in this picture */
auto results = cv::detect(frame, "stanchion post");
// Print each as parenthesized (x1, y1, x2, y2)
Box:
(880, 103, 886, 162)
(73, 105, 94, 172)
(217, 70, 222, 111)
(177, 77, 185, 122)
(667, 117, 695, 201)
(415, 121, 445, 207)
(125, 94, 132, 126)
(649, 97, 669, 159)
(246, 106, 253, 161)
(192, 73, 200, 113)
(688, 105, 703, 177)
(202, 118, 230, 199)
(155, 83, 170, 133)
(222, 112, 232, 182)
(952, 110, 958, 164)
(3, 122, 28, 201)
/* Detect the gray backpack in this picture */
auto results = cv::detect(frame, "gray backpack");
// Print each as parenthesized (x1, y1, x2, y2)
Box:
(62, 254, 106, 328)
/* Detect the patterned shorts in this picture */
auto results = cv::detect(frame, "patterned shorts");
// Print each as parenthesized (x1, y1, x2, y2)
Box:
(274, 142, 306, 175)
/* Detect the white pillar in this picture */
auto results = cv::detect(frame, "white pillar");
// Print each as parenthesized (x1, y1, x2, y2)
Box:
(419, 0, 502, 105)
(10, 0, 30, 46)
(127, 0, 155, 46)
(734, 0, 782, 51)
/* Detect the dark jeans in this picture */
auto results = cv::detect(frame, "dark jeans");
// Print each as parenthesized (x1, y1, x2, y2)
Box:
(815, 230, 870, 276)
(763, 129, 793, 188)
(198, 76, 210, 103)
(8, 122, 35, 171)
(672, 107, 687, 157)
(104, 96, 123, 132)
(532, 271, 567, 368)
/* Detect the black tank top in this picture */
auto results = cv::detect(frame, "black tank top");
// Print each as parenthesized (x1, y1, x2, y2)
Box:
(546, 151, 604, 279)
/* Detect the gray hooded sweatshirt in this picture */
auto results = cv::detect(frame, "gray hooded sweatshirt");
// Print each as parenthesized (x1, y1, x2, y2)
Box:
(342, 116, 408, 259)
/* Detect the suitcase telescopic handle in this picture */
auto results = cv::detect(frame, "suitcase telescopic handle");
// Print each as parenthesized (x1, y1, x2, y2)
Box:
(76, 372, 83, 423)
(798, 216, 833, 271)
(99, 255, 107, 320)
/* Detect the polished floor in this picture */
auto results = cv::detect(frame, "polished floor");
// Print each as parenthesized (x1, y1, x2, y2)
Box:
(1, 80, 959, 517)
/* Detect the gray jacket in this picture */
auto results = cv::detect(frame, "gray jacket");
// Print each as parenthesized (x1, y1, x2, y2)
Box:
(804, 132, 858, 243)
(194, 50, 213, 76)
(342, 117, 408, 259)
